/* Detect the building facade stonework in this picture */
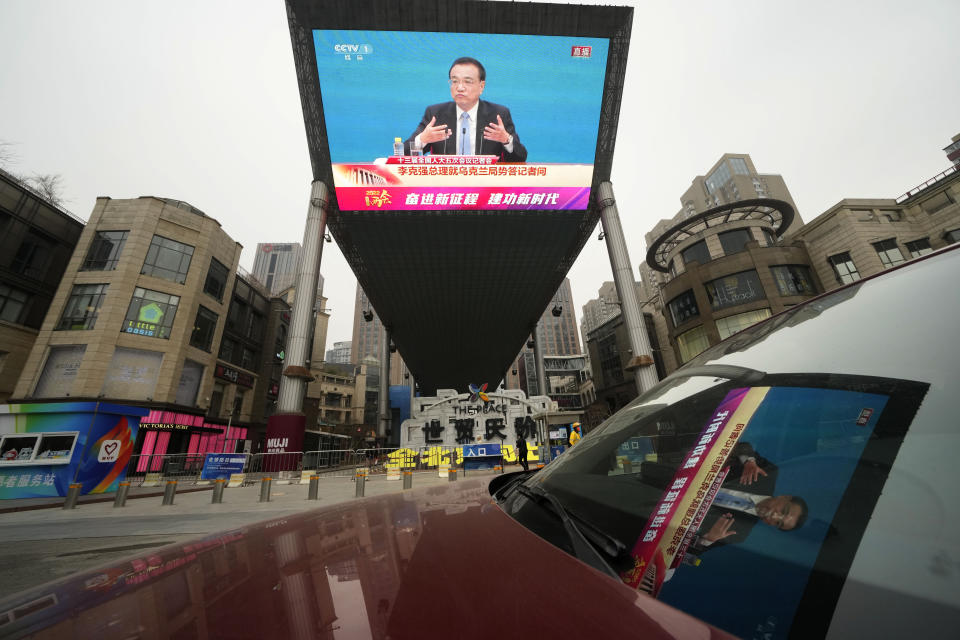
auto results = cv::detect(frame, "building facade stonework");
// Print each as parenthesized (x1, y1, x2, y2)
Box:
(11, 196, 258, 456)
(791, 183, 960, 289)
(643, 155, 815, 369)
(639, 144, 960, 376)
(14, 197, 242, 405)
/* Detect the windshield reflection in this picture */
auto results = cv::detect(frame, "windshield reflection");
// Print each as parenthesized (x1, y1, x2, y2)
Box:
(505, 371, 929, 640)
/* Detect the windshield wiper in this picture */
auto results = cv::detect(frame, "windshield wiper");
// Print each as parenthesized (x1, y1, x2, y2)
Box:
(513, 484, 623, 579)
(492, 470, 534, 501)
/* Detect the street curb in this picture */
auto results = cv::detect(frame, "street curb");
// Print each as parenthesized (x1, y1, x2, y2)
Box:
(0, 486, 213, 515)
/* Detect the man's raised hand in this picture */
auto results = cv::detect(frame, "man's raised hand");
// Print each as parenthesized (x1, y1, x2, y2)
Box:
(483, 114, 511, 144)
(739, 459, 768, 485)
(702, 513, 738, 542)
(420, 116, 451, 144)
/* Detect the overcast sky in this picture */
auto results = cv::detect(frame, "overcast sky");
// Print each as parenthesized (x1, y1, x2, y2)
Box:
(2, 0, 957, 350)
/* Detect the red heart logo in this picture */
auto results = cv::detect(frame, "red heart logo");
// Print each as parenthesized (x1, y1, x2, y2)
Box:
(103, 442, 119, 455)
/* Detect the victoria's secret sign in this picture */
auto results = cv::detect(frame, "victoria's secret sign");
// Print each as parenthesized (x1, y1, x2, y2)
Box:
(141, 422, 192, 431)
(215, 363, 254, 388)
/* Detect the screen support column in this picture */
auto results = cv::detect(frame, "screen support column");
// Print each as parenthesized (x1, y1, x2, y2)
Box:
(378, 327, 391, 442)
(268, 181, 329, 451)
(598, 181, 659, 396)
(531, 327, 552, 463)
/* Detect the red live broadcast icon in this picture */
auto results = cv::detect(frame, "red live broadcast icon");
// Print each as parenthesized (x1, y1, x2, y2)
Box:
(571, 46, 592, 58)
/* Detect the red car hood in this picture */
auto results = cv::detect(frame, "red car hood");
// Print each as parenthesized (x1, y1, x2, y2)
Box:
(0, 478, 734, 639)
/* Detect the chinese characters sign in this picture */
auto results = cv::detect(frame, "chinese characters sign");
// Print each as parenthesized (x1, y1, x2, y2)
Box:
(200, 454, 247, 480)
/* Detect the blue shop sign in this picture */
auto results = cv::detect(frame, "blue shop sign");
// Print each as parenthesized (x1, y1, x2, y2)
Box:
(200, 454, 247, 480)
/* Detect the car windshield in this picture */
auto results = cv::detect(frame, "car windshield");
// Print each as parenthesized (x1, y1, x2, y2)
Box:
(499, 248, 959, 639)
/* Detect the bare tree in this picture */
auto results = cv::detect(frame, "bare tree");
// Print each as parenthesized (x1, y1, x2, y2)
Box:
(0, 140, 68, 208)
(26, 173, 66, 207)
(0, 140, 18, 167)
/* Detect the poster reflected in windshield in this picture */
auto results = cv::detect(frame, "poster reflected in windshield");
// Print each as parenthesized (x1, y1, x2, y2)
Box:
(616, 377, 926, 639)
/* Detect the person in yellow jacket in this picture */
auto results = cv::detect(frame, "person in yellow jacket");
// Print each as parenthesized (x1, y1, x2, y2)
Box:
(568, 423, 582, 446)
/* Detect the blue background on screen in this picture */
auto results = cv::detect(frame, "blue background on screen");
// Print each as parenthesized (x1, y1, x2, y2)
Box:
(313, 30, 609, 164)
(658, 386, 889, 639)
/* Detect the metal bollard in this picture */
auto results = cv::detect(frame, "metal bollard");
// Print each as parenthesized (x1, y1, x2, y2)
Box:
(308, 475, 320, 500)
(212, 478, 225, 504)
(259, 477, 272, 503)
(113, 481, 130, 508)
(162, 480, 177, 506)
(402, 470, 413, 490)
(622, 459, 633, 475)
(448, 468, 457, 482)
(63, 483, 82, 510)
(355, 470, 366, 498)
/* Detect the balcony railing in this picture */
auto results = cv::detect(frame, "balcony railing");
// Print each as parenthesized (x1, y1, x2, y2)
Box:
(896, 164, 959, 204)
(237, 265, 273, 299)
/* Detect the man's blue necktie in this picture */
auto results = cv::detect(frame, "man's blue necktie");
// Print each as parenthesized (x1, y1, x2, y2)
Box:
(713, 489, 756, 512)
(459, 112, 470, 155)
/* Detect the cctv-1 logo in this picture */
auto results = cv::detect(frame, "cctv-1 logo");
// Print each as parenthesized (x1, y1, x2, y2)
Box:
(333, 44, 373, 54)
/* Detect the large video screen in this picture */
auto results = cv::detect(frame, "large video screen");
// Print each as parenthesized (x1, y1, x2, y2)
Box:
(313, 29, 610, 211)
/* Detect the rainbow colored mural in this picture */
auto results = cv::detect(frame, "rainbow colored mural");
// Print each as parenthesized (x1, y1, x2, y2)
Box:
(0, 402, 148, 499)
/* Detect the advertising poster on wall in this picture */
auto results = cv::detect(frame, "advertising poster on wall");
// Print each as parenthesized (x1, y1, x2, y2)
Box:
(0, 402, 147, 499)
(313, 29, 609, 211)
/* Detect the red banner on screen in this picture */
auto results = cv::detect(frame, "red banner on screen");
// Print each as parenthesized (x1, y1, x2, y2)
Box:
(385, 155, 499, 165)
(336, 186, 590, 211)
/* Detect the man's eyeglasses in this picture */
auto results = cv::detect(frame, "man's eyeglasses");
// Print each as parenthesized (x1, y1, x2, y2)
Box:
(448, 77, 478, 87)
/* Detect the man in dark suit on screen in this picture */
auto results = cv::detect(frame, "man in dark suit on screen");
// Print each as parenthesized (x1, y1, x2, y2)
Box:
(688, 442, 808, 555)
(641, 442, 808, 555)
(405, 57, 527, 162)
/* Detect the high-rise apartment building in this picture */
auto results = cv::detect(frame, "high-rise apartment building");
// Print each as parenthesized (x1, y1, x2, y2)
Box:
(253, 242, 303, 294)
(682, 154, 802, 232)
(350, 284, 407, 385)
(580, 281, 619, 338)
(250, 242, 326, 299)
(580, 280, 649, 338)
(505, 278, 583, 392)
(535, 278, 582, 356)
(326, 340, 352, 364)
(251, 242, 301, 295)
